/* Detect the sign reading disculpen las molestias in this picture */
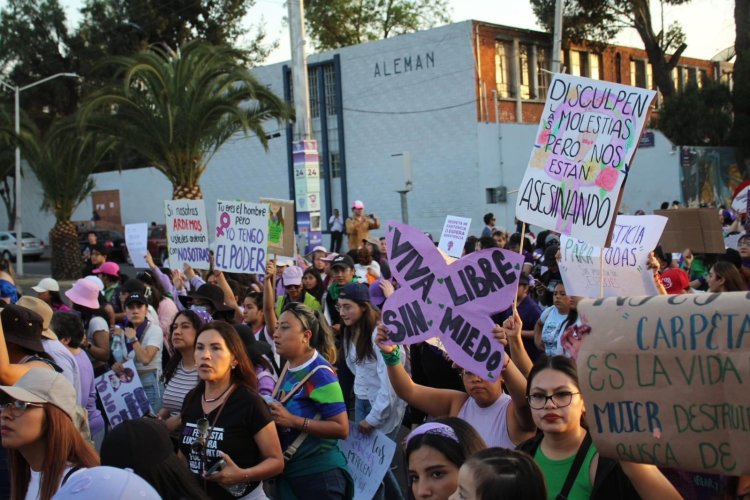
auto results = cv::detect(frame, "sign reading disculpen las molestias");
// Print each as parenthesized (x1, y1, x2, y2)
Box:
(213, 200, 268, 274)
(381, 221, 523, 381)
(515, 74, 657, 247)
(577, 293, 750, 475)
(165, 199, 210, 270)
(559, 215, 667, 298)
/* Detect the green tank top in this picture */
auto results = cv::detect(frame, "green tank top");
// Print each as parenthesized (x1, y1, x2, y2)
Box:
(534, 440, 597, 500)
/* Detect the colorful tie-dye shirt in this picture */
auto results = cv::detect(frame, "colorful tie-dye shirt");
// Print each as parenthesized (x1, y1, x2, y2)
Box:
(276, 351, 346, 459)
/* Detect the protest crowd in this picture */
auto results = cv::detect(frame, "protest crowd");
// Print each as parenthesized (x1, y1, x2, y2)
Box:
(0, 193, 746, 500)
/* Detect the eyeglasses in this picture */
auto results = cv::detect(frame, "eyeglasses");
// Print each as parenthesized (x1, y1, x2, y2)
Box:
(0, 400, 45, 416)
(191, 418, 210, 452)
(335, 303, 356, 313)
(527, 391, 580, 410)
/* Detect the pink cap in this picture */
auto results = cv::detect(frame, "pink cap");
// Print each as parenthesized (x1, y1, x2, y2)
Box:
(65, 279, 102, 309)
(352, 200, 364, 210)
(92, 261, 120, 277)
(282, 266, 304, 286)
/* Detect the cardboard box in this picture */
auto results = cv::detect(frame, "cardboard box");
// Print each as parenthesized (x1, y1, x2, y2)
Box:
(654, 208, 724, 254)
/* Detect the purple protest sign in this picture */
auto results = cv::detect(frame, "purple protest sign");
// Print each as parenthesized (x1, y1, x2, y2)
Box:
(381, 221, 524, 381)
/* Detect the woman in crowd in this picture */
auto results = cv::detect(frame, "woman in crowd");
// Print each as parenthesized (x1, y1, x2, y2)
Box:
(32, 278, 71, 312)
(101, 417, 208, 500)
(0, 369, 99, 500)
(50, 312, 106, 450)
(264, 262, 323, 339)
(158, 309, 211, 431)
(112, 292, 163, 412)
(534, 281, 571, 356)
(232, 324, 277, 396)
(376, 325, 535, 448)
(65, 279, 111, 373)
(405, 417, 487, 500)
(517, 356, 681, 500)
(268, 303, 352, 499)
(302, 267, 326, 305)
(242, 292, 267, 342)
(707, 260, 748, 292)
(137, 266, 179, 355)
(338, 283, 405, 499)
(738, 234, 750, 286)
(353, 246, 380, 284)
(178, 321, 283, 499)
(449, 448, 547, 500)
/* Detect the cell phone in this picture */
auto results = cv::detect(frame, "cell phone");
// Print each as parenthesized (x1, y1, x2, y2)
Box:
(206, 459, 226, 476)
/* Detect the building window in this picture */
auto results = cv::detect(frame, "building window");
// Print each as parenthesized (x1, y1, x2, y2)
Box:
(519, 44, 531, 99)
(323, 65, 337, 116)
(630, 59, 647, 88)
(615, 53, 622, 83)
(330, 151, 341, 178)
(589, 53, 601, 80)
(699, 69, 708, 87)
(495, 41, 512, 98)
(308, 67, 319, 118)
(536, 46, 550, 99)
(570, 50, 582, 76)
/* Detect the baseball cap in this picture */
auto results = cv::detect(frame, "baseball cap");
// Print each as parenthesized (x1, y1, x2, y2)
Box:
(0, 368, 77, 421)
(330, 255, 355, 270)
(362, 236, 380, 248)
(661, 268, 690, 294)
(52, 466, 160, 499)
(306, 245, 328, 256)
(31, 277, 60, 294)
(352, 200, 364, 210)
(321, 252, 339, 262)
(339, 283, 370, 303)
(92, 261, 120, 278)
(16, 296, 56, 340)
(282, 266, 304, 287)
(124, 292, 148, 308)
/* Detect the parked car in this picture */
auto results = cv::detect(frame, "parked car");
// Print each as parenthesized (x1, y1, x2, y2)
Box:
(147, 224, 169, 265)
(78, 229, 128, 263)
(0, 231, 45, 261)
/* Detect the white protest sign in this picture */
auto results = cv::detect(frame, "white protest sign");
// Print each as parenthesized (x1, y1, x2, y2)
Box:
(165, 200, 210, 270)
(125, 223, 148, 268)
(338, 424, 397, 500)
(94, 360, 152, 427)
(438, 215, 472, 258)
(559, 215, 667, 298)
(214, 200, 268, 274)
(515, 74, 657, 247)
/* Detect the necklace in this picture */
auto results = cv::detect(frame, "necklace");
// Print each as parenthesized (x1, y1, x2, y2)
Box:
(203, 383, 232, 403)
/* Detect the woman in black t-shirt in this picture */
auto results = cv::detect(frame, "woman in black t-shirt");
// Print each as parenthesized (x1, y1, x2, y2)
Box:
(178, 321, 283, 499)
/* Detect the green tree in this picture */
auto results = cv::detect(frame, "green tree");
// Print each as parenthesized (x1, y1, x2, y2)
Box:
(0, 105, 16, 229)
(657, 80, 732, 146)
(304, 0, 451, 51)
(530, 0, 691, 99)
(22, 115, 114, 279)
(79, 40, 292, 200)
(731, 0, 750, 156)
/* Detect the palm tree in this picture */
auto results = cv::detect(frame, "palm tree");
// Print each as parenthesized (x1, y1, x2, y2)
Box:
(79, 40, 292, 199)
(23, 115, 114, 279)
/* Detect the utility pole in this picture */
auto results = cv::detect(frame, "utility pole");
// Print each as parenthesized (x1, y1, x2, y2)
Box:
(551, 0, 565, 74)
(288, 0, 322, 254)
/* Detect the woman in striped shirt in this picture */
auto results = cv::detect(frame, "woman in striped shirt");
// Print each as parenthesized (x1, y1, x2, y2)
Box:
(157, 309, 211, 430)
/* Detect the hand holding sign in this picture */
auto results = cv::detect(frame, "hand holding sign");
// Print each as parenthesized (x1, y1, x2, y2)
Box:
(381, 221, 523, 381)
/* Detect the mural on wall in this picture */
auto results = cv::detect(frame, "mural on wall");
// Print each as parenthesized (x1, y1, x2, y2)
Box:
(680, 147, 749, 208)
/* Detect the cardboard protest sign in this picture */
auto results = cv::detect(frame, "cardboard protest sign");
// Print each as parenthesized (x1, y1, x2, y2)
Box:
(559, 215, 667, 297)
(516, 74, 656, 247)
(381, 221, 523, 381)
(338, 424, 397, 500)
(214, 200, 268, 274)
(654, 208, 724, 254)
(94, 360, 152, 427)
(438, 216, 472, 258)
(164, 199, 210, 270)
(125, 223, 148, 268)
(577, 293, 750, 475)
(260, 198, 295, 257)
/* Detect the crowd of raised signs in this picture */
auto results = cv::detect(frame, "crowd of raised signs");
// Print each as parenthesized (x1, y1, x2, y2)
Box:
(0, 197, 747, 500)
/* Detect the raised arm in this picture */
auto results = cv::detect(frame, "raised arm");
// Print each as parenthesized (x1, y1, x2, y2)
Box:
(263, 261, 278, 333)
(214, 271, 243, 324)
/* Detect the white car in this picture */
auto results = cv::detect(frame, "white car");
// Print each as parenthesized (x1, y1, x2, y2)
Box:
(0, 231, 45, 261)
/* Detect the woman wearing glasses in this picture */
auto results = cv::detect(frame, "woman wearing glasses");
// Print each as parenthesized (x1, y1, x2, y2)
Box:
(268, 303, 352, 499)
(0, 369, 99, 500)
(178, 321, 283, 500)
(517, 356, 680, 500)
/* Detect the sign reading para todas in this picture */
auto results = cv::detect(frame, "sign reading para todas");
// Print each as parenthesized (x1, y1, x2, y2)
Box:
(165, 199, 210, 270)
(214, 200, 268, 274)
(577, 293, 750, 475)
(559, 215, 667, 298)
(381, 221, 523, 381)
(516, 74, 656, 247)
(338, 424, 397, 500)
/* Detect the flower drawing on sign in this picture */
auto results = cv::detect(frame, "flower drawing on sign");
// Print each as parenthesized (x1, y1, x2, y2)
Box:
(530, 148, 550, 169)
(595, 166, 620, 192)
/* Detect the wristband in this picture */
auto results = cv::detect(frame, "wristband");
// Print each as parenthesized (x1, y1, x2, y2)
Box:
(302, 418, 310, 433)
(380, 345, 401, 366)
(126, 337, 138, 345)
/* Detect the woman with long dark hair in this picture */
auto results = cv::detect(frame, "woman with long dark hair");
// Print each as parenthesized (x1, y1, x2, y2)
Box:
(32, 278, 71, 312)
(138, 260, 180, 354)
(65, 279, 111, 373)
(302, 267, 325, 305)
(178, 321, 283, 499)
(1, 369, 99, 500)
(707, 260, 748, 292)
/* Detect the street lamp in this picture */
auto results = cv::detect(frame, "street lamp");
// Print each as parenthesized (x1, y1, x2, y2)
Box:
(0, 72, 78, 276)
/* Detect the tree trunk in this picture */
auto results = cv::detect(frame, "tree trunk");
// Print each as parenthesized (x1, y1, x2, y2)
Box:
(172, 184, 204, 200)
(0, 177, 14, 230)
(732, 0, 750, 159)
(50, 220, 82, 280)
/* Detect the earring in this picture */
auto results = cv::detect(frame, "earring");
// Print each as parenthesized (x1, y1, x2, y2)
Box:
(232, 364, 237, 370)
